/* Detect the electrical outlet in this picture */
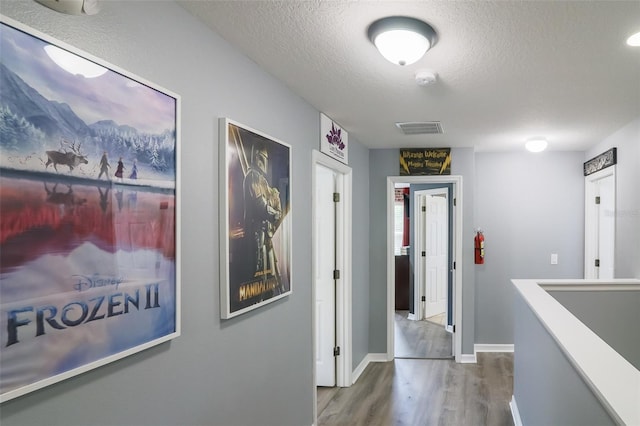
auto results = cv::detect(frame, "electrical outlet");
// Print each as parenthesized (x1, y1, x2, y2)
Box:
(551, 253, 558, 265)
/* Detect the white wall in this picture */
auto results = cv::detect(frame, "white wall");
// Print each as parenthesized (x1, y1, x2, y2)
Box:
(0, 2, 371, 425)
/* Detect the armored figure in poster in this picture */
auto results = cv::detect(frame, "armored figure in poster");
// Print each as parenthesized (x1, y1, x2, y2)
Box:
(243, 143, 284, 297)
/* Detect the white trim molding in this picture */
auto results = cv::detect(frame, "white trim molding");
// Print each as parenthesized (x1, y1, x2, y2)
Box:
(510, 395, 523, 426)
(512, 279, 640, 426)
(475, 344, 514, 353)
(460, 345, 514, 364)
(311, 150, 353, 389)
(352, 353, 387, 384)
(584, 166, 616, 279)
(459, 353, 477, 364)
(311, 150, 353, 426)
(386, 175, 464, 363)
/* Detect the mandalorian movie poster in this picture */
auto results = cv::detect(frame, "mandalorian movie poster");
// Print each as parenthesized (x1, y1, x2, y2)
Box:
(220, 119, 291, 319)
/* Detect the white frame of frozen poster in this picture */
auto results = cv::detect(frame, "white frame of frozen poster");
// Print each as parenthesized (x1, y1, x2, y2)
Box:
(219, 118, 292, 319)
(0, 16, 181, 403)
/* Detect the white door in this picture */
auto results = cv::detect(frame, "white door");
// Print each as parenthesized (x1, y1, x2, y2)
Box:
(597, 175, 615, 279)
(423, 193, 448, 319)
(315, 164, 336, 387)
(585, 168, 616, 279)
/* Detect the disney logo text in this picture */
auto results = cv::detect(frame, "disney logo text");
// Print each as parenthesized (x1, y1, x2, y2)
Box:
(73, 274, 124, 292)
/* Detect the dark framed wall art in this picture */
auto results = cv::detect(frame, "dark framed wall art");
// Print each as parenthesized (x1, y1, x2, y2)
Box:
(0, 16, 181, 402)
(219, 118, 292, 319)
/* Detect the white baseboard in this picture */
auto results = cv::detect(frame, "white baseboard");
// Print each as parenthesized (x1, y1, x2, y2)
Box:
(407, 313, 418, 321)
(459, 353, 477, 363)
(474, 344, 514, 353)
(460, 344, 514, 364)
(510, 395, 523, 426)
(445, 324, 453, 333)
(352, 353, 387, 384)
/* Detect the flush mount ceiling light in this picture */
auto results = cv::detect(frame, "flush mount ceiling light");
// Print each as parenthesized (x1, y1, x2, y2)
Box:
(627, 31, 640, 46)
(44, 45, 107, 78)
(368, 16, 437, 66)
(525, 138, 548, 153)
(35, 0, 100, 15)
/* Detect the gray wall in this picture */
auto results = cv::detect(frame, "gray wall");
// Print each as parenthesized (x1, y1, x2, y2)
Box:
(349, 139, 371, 371)
(585, 118, 640, 279)
(368, 148, 476, 355)
(513, 291, 616, 426)
(368, 149, 393, 353)
(1, 2, 636, 424)
(474, 151, 585, 344)
(0, 2, 370, 425)
(550, 290, 640, 370)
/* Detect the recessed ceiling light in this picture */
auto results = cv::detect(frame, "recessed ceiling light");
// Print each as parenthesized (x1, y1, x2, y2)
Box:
(367, 16, 437, 66)
(627, 31, 640, 47)
(525, 138, 548, 153)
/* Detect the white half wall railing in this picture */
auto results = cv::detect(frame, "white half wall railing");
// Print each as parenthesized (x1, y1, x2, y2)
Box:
(512, 279, 640, 426)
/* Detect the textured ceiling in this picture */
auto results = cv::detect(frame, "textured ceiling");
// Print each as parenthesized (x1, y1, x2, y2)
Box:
(178, 1, 640, 151)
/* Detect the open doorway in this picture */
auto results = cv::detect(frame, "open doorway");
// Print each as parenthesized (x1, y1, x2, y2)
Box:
(393, 184, 453, 359)
(386, 176, 463, 363)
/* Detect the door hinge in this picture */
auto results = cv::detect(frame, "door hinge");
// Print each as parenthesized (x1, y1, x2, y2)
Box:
(453, 198, 457, 207)
(333, 192, 340, 203)
(595, 196, 600, 205)
(453, 325, 456, 333)
(421, 296, 426, 302)
(333, 269, 340, 280)
(333, 346, 340, 357)
(595, 259, 600, 267)
(453, 261, 456, 270)
(421, 251, 426, 257)
(422, 206, 426, 212)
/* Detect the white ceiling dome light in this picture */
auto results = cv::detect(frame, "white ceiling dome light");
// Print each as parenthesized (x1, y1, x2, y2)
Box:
(35, 0, 100, 15)
(368, 16, 437, 66)
(525, 138, 548, 153)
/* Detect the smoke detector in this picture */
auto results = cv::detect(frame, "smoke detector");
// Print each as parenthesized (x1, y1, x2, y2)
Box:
(415, 70, 437, 86)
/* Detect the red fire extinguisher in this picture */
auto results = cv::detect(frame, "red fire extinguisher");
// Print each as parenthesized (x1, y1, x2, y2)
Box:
(474, 229, 485, 264)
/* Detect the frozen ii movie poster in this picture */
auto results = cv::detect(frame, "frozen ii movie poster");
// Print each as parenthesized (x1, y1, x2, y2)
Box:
(0, 18, 180, 402)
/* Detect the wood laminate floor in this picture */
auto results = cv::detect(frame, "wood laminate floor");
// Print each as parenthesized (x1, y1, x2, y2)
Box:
(318, 353, 514, 426)
(394, 310, 452, 359)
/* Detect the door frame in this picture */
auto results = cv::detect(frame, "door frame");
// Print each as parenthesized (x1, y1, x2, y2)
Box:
(584, 166, 616, 278)
(387, 175, 463, 362)
(312, 150, 352, 420)
(413, 188, 449, 322)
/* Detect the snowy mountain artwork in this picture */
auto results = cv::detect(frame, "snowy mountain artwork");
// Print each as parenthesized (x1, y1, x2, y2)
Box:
(0, 21, 177, 188)
(0, 18, 180, 403)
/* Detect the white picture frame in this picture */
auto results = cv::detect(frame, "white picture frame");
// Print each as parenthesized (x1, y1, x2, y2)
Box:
(219, 118, 292, 319)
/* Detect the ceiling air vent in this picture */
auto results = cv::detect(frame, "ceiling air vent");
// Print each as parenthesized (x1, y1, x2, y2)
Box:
(395, 121, 443, 135)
